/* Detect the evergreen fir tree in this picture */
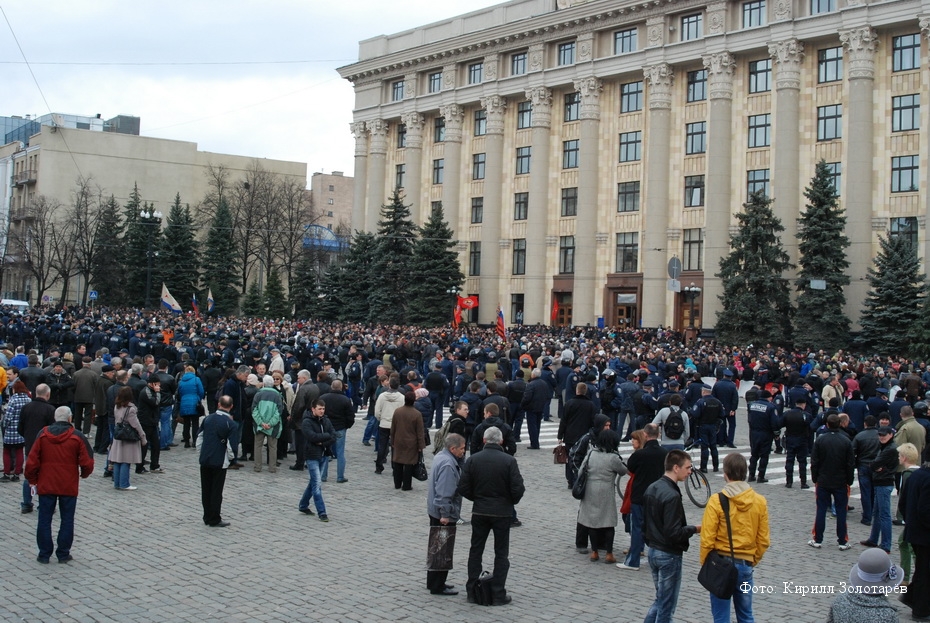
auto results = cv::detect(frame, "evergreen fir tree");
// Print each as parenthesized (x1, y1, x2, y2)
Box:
(340, 231, 378, 323)
(408, 203, 463, 326)
(368, 191, 418, 324)
(89, 194, 125, 304)
(160, 194, 199, 306)
(316, 265, 346, 322)
(715, 190, 794, 346)
(241, 281, 263, 317)
(263, 270, 290, 318)
(120, 184, 148, 307)
(859, 234, 926, 354)
(201, 198, 240, 315)
(291, 251, 320, 320)
(793, 160, 851, 351)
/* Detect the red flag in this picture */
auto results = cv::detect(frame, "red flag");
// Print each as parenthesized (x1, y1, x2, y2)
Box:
(452, 305, 462, 328)
(496, 306, 506, 340)
(457, 295, 479, 309)
(551, 298, 560, 324)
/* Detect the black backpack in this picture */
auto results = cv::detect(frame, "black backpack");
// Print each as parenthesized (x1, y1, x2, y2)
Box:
(664, 407, 685, 440)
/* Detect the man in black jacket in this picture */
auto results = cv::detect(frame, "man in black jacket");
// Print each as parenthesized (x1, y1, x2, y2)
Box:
(320, 380, 354, 483)
(137, 377, 162, 474)
(782, 396, 811, 489)
(458, 426, 525, 606)
(199, 396, 236, 527)
(852, 415, 881, 525)
(299, 399, 335, 521)
(558, 383, 597, 486)
(860, 426, 897, 552)
(640, 449, 700, 623)
(809, 413, 855, 550)
(618, 424, 668, 571)
(520, 369, 552, 450)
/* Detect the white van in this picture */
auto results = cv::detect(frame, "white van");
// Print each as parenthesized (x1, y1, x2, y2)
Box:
(1, 299, 31, 313)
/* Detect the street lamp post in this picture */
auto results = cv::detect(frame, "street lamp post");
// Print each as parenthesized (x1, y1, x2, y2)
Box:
(446, 286, 460, 325)
(141, 209, 163, 309)
(684, 282, 702, 340)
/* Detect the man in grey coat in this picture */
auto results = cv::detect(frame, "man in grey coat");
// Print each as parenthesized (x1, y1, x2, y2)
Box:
(426, 433, 466, 596)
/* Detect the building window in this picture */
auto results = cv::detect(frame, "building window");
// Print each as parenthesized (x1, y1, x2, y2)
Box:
(396, 124, 407, 148)
(683, 228, 704, 271)
(511, 293, 524, 325)
(685, 122, 706, 154)
(619, 131, 642, 162)
(742, 0, 766, 28)
(472, 153, 486, 180)
(684, 175, 705, 207)
(620, 81, 643, 113)
(469, 242, 481, 276)
(517, 101, 533, 129)
(817, 105, 842, 141)
(747, 169, 770, 197)
(468, 62, 483, 85)
(561, 187, 578, 216)
(564, 92, 580, 122)
(681, 13, 703, 41)
(515, 147, 531, 175)
(558, 41, 576, 66)
(559, 236, 575, 274)
(512, 239, 526, 275)
(391, 80, 404, 101)
(471, 197, 484, 224)
(825, 162, 842, 196)
(810, 0, 835, 14)
(614, 28, 637, 54)
(562, 140, 579, 169)
(474, 110, 487, 136)
(514, 192, 528, 220)
(511, 51, 527, 76)
(893, 34, 921, 72)
(818, 47, 843, 84)
(328, 185, 334, 192)
(434, 117, 445, 142)
(748, 59, 771, 93)
(747, 114, 771, 148)
(892, 94, 920, 132)
(615, 232, 639, 273)
(687, 69, 707, 102)
(432, 159, 444, 185)
(617, 181, 640, 213)
(428, 72, 442, 93)
(890, 217, 919, 248)
(395, 164, 405, 189)
(431, 201, 442, 215)
(891, 155, 919, 193)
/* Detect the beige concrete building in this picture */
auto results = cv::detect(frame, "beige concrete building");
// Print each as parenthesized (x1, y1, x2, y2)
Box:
(309, 171, 353, 233)
(0, 122, 307, 304)
(339, 0, 930, 330)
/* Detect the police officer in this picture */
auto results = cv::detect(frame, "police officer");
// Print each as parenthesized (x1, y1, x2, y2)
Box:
(782, 396, 811, 489)
(747, 390, 780, 483)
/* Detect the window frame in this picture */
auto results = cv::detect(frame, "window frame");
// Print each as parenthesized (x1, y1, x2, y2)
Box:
(684, 175, 705, 207)
(682, 228, 704, 271)
(514, 192, 529, 221)
(432, 158, 445, 185)
(681, 13, 703, 41)
(742, 0, 766, 28)
(893, 34, 921, 72)
(747, 168, 770, 198)
(825, 162, 842, 196)
(687, 69, 708, 102)
(619, 131, 642, 163)
(396, 123, 407, 148)
(620, 81, 643, 113)
(617, 181, 641, 213)
(512, 238, 527, 275)
(614, 28, 637, 54)
(559, 235, 575, 274)
(474, 109, 487, 136)
(558, 41, 576, 66)
(561, 187, 578, 217)
(564, 92, 581, 122)
(748, 59, 771, 93)
(515, 147, 531, 175)
(747, 113, 771, 148)
(890, 216, 919, 249)
(685, 121, 707, 155)
(562, 140, 580, 169)
(615, 232, 639, 273)
(434, 117, 445, 142)
(394, 163, 406, 189)
(810, 0, 836, 15)
(468, 62, 484, 85)
(891, 155, 919, 193)
(470, 197, 484, 224)
(517, 101, 533, 129)
(391, 80, 404, 101)
(468, 242, 481, 276)
(428, 72, 442, 93)
(892, 94, 920, 132)
(511, 51, 527, 76)
(817, 47, 843, 84)
(816, 104, 842, 141)
(472, 153, 486, 180)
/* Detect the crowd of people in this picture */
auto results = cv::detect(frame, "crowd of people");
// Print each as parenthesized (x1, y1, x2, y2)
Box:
(6, 304, 930, 619)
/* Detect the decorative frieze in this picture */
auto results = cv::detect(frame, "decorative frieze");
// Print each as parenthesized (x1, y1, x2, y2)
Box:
(773, 0, 791, 20)
(644, 63, 674, 110)
(646, 16, 665, 48)
(706, 2, 727, 36)
(577, 32, 594, 62)
(484, 54, 499, 82)
(442, 64, 456, 91)
(528, 43, 545, 73)
(840, 27, 878, 80)
(768, 39, 804, 90)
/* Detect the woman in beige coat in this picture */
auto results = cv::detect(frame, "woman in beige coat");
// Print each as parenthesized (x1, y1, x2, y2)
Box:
(390, 391, 425, 491)
(110, 386, 146, 491)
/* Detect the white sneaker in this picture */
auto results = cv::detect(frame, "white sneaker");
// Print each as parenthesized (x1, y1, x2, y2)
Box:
(121, 486, 138, 491)
(807, 540, 822, 548)
(838, 542, 852, 551)
(616, 563, 640, 571)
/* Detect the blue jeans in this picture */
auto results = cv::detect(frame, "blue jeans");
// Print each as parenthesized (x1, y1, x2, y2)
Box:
(37, 494, 77, 561)
(869, 485, 893, 551)
(113, 463, 131, 489)
(299, 457, 327, 515)
(858, 469, 873, 524)
(321, 429, 346, 481)
(813, 485, 848, 545)
(525, 411, 542, 448)
(159, 406, 174, 448)
(22, 478, 32, 509)
(429, 391, 444, 428)
(363, 417, 379, 445)
(625, 503, 645, 568)
(710, 559, 755, 623)
(644, 548, 683, 623)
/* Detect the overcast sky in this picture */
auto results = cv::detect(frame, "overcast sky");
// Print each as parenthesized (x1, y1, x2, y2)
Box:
(0, 0, 502, 184)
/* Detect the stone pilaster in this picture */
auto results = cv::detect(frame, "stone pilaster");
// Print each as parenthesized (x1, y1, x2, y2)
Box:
(641, 63, 674, 327)
(478, 95, 507, 324)
(400, 112, 425, 224)
(646, 16, 665, 48)
(577, 32, 595, 63)
(840, 27, 878, 328)
(350, 121, 369, 233)
(365, 119, 390, 233)
(403, 73, 417, 100)
(442, 64, 456, 91)
(573, 77, 602, 326)
(772, 0, 792, 20)
(439, 104, 465, 236)
(483, 54, 499, 82)
(528, 43, 545, 73)
(705, 2, 727, 37)
(524, 87, 552, 325)
(921, 16, 930, 270)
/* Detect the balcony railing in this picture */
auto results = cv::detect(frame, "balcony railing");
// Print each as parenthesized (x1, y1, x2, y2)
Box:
(12, 170, 37, 186)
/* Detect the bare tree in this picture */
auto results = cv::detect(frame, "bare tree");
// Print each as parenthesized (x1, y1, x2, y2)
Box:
(272, 180, 318, 292)
(6, 195, 62, 304)
(65, 177, 104, 306)
(50, 217, 80, 308)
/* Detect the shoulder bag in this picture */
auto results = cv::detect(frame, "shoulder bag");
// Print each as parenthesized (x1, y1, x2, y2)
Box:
(413, 452, 428, 481)
(571, 449, 593, 500)
(113, 409, 141, 442)
(698, 492, 740, 599)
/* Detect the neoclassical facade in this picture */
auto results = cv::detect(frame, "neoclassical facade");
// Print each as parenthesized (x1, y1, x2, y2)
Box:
(339, 0, 930, 330)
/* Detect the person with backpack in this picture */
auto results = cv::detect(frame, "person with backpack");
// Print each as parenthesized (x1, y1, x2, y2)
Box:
(747, 390, 780, 483)
(690, 384, 723, 473)
(652, 393, 689, 450)
(558, 383, 597, 487)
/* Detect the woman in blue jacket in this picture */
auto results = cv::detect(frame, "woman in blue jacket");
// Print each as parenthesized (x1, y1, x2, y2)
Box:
(177, 366, 205, 448)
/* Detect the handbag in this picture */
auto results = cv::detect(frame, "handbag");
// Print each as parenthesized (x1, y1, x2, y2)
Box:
(426, 524, 457, 571)
(113, 415, 141, 442)
(571, 449, 592, 500)
(413, 452, 428, 481)
(553, 442, 568, 464)
(698, 493, 740, 599)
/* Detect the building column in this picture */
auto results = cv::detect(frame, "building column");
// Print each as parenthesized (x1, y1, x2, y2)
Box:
(439, 104, 465, 240)
(350, 121, 368, 233)
(922, 17, 930, 272)
(839, 27, 877, 328)
(702, 52, 735, 332)
(478, 95, 507, 325)
(769, 39, 804, 269)
(400, 112, 425, 223)
(365, 119, 389, 233)
(524, 86, 552, 325)
(574, 76, 603, 327)
(642, 63, 674, 328)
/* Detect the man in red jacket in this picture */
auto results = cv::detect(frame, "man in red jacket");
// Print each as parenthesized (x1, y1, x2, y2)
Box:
(24, 406, 94, 564)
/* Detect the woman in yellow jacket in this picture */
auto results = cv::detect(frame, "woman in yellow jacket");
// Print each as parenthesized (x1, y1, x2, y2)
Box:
(700, 452, 771, 623)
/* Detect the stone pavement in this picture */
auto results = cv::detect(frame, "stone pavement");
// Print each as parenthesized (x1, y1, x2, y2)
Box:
(2, 406, 918, 622)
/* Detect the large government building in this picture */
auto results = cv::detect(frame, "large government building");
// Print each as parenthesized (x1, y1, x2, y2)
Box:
(338, 0, 930, 331)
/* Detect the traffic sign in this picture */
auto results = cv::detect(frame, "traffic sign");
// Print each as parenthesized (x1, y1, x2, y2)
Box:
(89, 290, 98, 300)
(667, 257, 682, 280)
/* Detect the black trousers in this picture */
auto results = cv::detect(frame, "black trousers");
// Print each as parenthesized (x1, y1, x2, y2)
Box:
(903, 543, 930, 617)
(392, 462, 414, 490)
(427, 515, 452, 592)
(376, 428, 391, 471)
(140, 424, 160, 470)
(93, 415, 110, 453)
(293, 429, 306, 468)
(73, 403, 94, 435)
(182, 415, 200, 445)
(200, 465, 227, 526)
(467, 515, 511, 601)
